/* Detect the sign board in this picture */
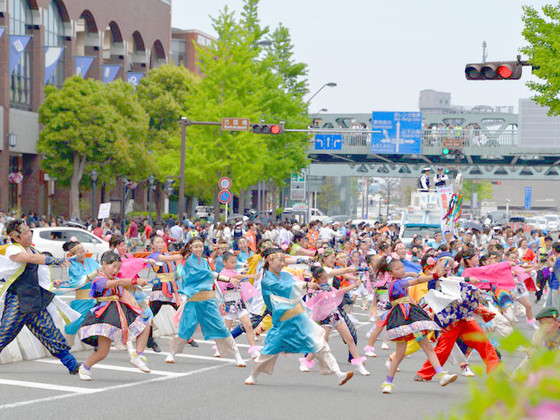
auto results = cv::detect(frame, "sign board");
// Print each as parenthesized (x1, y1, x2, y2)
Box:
(524, 186, 532, 210)
(290, 171, 306, 201)
(293, 203, 308, 211)
(442, 138, 463, 149)
(218, 189, 232, 204)
(314, 134, 343, 150)
(221, 118, 250, 131)
(371, 111, 422, 154)
(290, 172, 306, 183)
(97, 202, 111, 219)
(218, 177, 232, 190)
(436, 186, 455, 234)
(290, 189, 306, 201)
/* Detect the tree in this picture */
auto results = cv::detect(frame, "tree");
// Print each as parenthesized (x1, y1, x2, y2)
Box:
(521, 3, 560, 115)
(462, 180, 493, 202)
(317, 178, 341, 214)
(38, 77, 150, 219)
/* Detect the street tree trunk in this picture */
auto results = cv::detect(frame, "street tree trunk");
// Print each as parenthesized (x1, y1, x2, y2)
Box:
(70, 152, 87, 220)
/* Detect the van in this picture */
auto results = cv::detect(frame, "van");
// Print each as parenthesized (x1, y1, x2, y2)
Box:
(282, 207, 328, 223)
(544, 214, 559, 232)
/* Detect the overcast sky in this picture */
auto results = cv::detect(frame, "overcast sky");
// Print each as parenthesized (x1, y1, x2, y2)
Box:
(172, 0, 550, 114)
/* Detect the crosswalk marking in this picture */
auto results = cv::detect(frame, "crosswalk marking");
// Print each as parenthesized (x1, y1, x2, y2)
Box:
(35, 359, 184, 377)
(0, 378, 98, 394)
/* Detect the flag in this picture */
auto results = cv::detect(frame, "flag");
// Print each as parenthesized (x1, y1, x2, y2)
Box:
(74, 56, 95, 77)
(44, 46, 65, 83)
(0, 28, 4, 40)
(9, 35, 31, 74)
(127, 72, 144, 87)
(102, 64, 120, 83)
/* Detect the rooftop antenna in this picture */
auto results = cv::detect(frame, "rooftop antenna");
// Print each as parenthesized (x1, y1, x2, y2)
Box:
(482, 40, 488, 63)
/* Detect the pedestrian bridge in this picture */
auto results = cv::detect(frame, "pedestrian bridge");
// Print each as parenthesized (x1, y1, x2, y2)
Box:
(307, 113, 560, 180)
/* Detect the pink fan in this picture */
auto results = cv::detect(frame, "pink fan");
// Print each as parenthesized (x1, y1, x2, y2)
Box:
(118, 258, 148, 279)
(305, 289, 346, 322)
(463, 261, 515, 290)
(240, 282, 259, 301)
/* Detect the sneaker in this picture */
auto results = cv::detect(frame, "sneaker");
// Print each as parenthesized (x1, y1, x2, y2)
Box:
(298, 357, 314, 372)
(355, 363, 370, 376)
(213, 345, 221, 358)
(337, 371, 354, 386)
(385, 357, 400, 371)
(79, 364, 92, 381)
(188, 339, 199, 348)
(130, 352, 151, 373)
(165, 354, 175, 364)
(234, 352, 247, 367)
(364, 345, 377, 357)
(438, 371, 458, 386)
(381, 381, 394, 394)
(248, 346, 261, 359)
(147, 338, 161, 353)
(461, 366, 475, 377)
(381, 342, 390, 350)
(244, 374, 256, 385)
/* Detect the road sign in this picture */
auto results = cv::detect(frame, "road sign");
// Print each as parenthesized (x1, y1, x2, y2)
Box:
(293, 203, 308, 211)
(291, 172, 306, 183)
(290, 189, 306, 201)
(97, 202, 111, 219)
(314, 134, 343, 150)
(218, 189, 232, 204)
(442, 138, 463, 149)
(290, 171, 306, 201)
(221, 118, 250, 131)
(524, 186, 532, 210)
(218, 177, 232, 190)
(371, 111, 422, 154)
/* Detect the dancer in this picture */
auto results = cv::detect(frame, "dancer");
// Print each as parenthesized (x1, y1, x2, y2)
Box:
(378, 255, 457, 393)
(78, 251, 151, 380)
(0, 220, 80, 374)
(300, 265, 370, 376)
(244, 248, 354, 386)
(167, 237, 246, 366)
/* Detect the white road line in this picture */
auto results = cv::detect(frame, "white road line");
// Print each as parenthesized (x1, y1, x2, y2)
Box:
(0, 378, 98, 394)
(142, 350, 238, 363)
(193, 339, 251, 348)
(35, 359, 183, 377)
(0, 363, 231, 411)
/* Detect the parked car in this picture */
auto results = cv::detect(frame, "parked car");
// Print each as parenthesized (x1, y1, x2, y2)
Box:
(399, 223, 441, 245)
(534, 217, 548, 231)
(544, 214, 559, 232)
(483, 211, 508, 227)
(32, 227, 110, 260)
(195, 206, 214, 219)
(281, 208, 329, 223)
(525, 217, 537, 229)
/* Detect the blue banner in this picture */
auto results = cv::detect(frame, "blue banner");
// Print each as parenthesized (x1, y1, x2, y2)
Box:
(74, 56, 94, 77)
(524, 187, 532, 210)
(44, 46, 65, 83)
(9, 35, 31, 74)
(371, 111, 422, 154)
(0, 28, 4, 40)
(127, 72, 144, 87)
(102, 65, 120, 83)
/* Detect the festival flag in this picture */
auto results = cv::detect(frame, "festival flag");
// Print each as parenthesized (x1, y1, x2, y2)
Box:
(127, 72, 144, 87)
(44, 46, 65, 83)
(9, 35, 31, 74)
(0, 28, 4, 40)
(74, 56, 95, 77)
(102, 64, 120, 83)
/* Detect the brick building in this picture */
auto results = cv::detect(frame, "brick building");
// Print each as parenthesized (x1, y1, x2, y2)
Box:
(0, 0, 171, 217)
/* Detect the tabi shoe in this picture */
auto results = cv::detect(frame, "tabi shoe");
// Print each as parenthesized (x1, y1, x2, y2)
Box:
(299, 357, 315, 372)
(336, 371, 354, 386)
(79, 365, 92, 381)
(244, 375, 256, 385)
(364, 345, 377, 357)
(381, 342, 390, 350)
(165, 353, 175, 364)
(385, 356, 400, 371)
(438, 371, 458, 387)
(234, 352, 247, 367)
(130, 352, 151, 373)
(351, 357, 370, 376)
(212, 345, 221, 358)
(381, 382, 394, 394)
(461, 365, 475, 377)
(527, 318, 539, 330)
(248, 345, 261, 359)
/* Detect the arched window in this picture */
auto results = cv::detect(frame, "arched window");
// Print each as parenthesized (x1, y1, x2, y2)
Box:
(9, 0, 32, 109)
(44, 1, 65, 87)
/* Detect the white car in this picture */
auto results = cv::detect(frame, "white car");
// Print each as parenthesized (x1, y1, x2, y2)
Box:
(32, 227, 110, 260)
(544, 214, 559, 232)
(534, 217, 548, 231)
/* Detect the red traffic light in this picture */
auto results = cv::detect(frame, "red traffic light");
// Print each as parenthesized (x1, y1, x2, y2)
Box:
(252, 123, 284, 135)
(465, 61, 522, 80)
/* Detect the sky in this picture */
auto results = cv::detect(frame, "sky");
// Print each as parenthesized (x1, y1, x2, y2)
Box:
(172, 0, 551, 114)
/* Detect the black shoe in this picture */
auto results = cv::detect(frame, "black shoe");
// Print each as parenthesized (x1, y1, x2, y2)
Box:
(148, 338, 161, 353)
(69, 364, 80, 375)
(188, 339, 199, 348)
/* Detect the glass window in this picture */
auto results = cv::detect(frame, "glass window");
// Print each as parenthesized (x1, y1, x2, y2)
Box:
(44, 1, 65, 88)
(9, 0, 32, 110)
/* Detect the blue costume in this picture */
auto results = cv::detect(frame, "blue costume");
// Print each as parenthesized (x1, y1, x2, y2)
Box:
(177, 255, 232, 345)
(65, 258, 99, 335)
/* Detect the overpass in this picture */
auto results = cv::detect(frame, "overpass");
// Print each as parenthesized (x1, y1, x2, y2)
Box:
(307, 112, 560, 180)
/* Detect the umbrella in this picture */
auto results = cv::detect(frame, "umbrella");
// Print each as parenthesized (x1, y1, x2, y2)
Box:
(465, 221, 483, 232)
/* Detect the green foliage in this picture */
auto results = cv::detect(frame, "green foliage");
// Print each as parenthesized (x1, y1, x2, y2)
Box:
(521, 3, 560, 115)
(462, 180, 493, 202)
(318, 178, 341, 214)
(443, 329, 560, 419)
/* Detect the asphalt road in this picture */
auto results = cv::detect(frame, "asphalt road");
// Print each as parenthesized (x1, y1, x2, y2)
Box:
(0, 302, 530, 420)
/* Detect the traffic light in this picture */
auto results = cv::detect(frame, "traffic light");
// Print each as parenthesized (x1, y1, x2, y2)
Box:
(465, 61, 522, 80)
(251, 123, 285, 135)
(442, 147, 463, 161)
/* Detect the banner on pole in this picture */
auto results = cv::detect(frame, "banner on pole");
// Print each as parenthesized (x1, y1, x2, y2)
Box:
(74, 56, 95, 77)
(127, 72, 144, 87)
(44, 46, 65, 83)
(102, 65, 120, 83)
(9, 35, 31, 74)
(437, 185, 455, 234)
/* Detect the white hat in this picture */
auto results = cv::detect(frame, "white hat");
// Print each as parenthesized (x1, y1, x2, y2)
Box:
(422, 167, 431, 172)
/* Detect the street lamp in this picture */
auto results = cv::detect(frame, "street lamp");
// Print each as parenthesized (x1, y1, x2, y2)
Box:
(178, 117, 188, 220)
(7, 132, 17, 148)
(306, 82, 337, 103)
(91, 170, 98, 221)
(148, 174, 155, 221)
(317, 108, 328, 114)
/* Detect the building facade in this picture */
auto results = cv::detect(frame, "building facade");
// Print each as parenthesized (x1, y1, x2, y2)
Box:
(0, 0, 171, 216)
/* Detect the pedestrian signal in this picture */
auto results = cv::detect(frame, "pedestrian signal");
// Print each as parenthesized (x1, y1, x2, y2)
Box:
(465, 61, 522, 80)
